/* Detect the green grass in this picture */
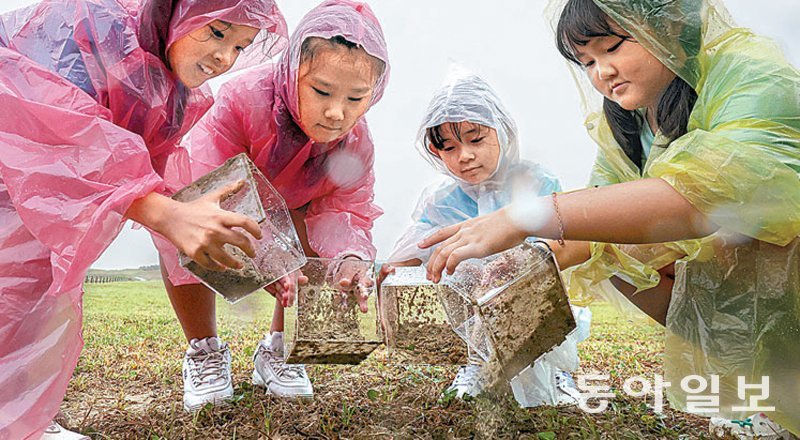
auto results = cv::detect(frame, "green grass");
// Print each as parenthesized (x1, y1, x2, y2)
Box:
(56, 281, 710, 439)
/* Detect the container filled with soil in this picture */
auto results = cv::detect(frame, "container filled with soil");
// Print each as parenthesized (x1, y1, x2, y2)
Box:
(284, 257, 381, 364)
(443, 242, 576, 384)
(379, 266, 468, 365)
(172, 153, 306, 303)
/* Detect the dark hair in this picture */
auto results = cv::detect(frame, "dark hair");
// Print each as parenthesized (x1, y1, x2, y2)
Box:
(426, 121, 487, 151)
(138, 0, 181, 63)
(556, 0, 697, 171)
(299, 35, 386, 79)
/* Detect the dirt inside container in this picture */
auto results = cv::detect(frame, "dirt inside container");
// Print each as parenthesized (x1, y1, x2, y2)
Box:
(173, 154, 305, 303)
(478, 250, 576, 391)
(182, 246, 270, 303)
(382, 284, 468, 365)
(286, 285, 380, 364)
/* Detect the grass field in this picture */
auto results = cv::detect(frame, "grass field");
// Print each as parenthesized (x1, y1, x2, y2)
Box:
(56, 281, 712, 439)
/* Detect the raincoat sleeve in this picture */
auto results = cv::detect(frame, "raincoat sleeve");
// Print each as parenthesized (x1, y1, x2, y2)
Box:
(522, 160, 563, 195)
(0, 48, 164, 263)
(386, 181, 453, 265)
(303, 122, 383, 260)
(562, 113, 712, 303)
(646, 32, 800, 246)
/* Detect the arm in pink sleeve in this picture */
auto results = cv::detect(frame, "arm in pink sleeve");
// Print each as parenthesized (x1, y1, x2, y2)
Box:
(157, 78, 253, 285)
(0, 49, 163, 266)
(304, 125, 383, 260)
(305, 167, 383, 260)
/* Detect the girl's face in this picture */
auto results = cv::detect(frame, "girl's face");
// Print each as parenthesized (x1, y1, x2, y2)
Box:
(168, 21, 259, 88)
(297, 44, 376, 143)
(431, 122, 501, 185)
(575, 26, 676, 113)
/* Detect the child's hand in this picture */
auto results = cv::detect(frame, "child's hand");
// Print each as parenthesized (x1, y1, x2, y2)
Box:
(376, 264, 396, 292)
(161, 180, 263, 271)
(420, 207, 527, 283)
(264, 271, 308, 307)
(331, 256, 374, 313)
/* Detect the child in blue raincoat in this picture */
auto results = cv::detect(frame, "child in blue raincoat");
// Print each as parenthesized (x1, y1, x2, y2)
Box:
(387, 71, 590, 406)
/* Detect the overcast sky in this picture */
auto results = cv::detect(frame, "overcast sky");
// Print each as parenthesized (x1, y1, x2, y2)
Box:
(2, 0, 798, 269)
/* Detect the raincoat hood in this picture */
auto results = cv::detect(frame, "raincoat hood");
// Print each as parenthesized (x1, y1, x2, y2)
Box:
(584, 0, 733, 88)
(275, 0, 390, 130)
(158, 0, 288, 70)
(416, 69, 522, 205)
(0, 0, 288, 167)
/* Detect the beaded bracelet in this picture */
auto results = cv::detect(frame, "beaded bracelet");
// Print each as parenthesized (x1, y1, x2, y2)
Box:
(551, 192, 566, 247)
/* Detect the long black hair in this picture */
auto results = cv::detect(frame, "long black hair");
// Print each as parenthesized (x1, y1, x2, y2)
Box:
(556, 0, 697, 171)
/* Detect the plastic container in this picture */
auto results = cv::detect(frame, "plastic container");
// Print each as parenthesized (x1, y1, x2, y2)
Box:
(284, 257, 381, 364)
(442, 242, 576, 382)
(379, 266, 468, 365)
(171, 153, 306, 303)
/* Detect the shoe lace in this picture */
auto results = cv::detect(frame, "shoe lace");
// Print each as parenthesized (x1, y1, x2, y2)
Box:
(187, 349, 227, 387)
(259, 345, 306, 380)
(452, 365, 481, 389)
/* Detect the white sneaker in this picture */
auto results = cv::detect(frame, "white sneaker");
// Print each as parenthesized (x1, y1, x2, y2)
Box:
(39, 422, 89, 439)
(252, 332, 313, 398)
(182, 337, 233, 412)
(710, 413, 797, 440)
(554, 370, 581, 406)
(445, 364, 484, 399)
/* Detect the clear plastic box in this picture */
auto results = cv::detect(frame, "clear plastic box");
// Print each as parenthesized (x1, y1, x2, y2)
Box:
(284, 257, 381, 364)
(379, 266, 468, 365)
(171, 153, 306, 303)
(442, 242, 576, 381)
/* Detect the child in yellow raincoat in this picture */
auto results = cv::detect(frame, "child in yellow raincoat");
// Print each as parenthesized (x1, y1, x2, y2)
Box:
(421, 0, 799, 436)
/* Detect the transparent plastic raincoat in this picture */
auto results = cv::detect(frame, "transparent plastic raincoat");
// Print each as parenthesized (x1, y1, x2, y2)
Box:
(548, 0, 800, 431)
(160, 0, 390, 286)
(387, 72, 591, 407)
(0, 0, 287, 437)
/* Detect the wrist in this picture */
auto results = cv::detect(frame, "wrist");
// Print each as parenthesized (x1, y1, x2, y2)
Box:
(501, 206, 539, 243)
(126, 192, 174, 234)
(505, 197, 553, 236)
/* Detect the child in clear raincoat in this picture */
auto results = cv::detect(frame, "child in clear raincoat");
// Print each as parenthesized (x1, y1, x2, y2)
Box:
(0, 0, 288, 437)
(386, 71, 591, 407)
(155, 0, 390, 410)
(422, 0, 799, 436)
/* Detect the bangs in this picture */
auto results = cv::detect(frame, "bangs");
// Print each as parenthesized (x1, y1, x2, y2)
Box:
(426, 121, 486, 152)
(556, 0, 625, 65)
(243, 28, 284, 58)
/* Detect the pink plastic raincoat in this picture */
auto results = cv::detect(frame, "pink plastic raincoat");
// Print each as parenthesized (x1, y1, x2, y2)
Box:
(159, 0, 390, 286)
(0, 0, 287, 437)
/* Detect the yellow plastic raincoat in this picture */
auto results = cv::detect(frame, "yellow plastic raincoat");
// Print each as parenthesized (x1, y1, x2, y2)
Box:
(549, 0, 800, 431)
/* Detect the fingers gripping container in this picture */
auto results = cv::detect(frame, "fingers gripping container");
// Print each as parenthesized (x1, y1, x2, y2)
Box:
(171, 153, 307, 303)
(379, 266, 468, 365)
(441, 242, 577, 382)
(284, 257, 381, 364)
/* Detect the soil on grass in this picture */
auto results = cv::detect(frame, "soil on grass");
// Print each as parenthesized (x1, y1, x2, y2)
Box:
(59, 282, 714, 439)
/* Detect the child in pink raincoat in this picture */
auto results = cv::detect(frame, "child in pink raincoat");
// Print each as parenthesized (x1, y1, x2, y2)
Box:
(0, 0, 287, 437)
(156, 0, 390, 409)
